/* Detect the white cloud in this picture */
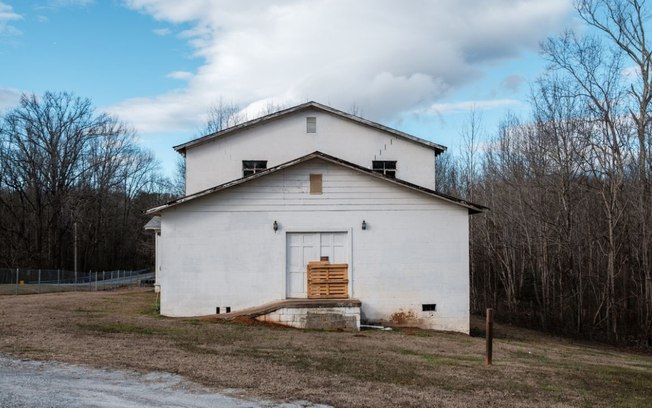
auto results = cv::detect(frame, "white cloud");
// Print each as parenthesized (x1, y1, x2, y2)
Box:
(152, 27, 171, 36)
(622, 65, 640, 82)
(500, 74, 527, 93)
(0, 88, 21, 113)
(47, 0, 94, 7)
(113, 0, 572, 134)
(166, 70, 193, 80)
(0, 2, 22, 36)
(427, 99, 522, 115)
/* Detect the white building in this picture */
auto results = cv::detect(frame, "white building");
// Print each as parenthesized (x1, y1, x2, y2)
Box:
(146, 102, 484, 333)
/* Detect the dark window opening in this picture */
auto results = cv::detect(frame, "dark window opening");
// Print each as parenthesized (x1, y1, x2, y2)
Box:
(422, 304, 437, 312)
(372, 161, 397, 178)
(306, 116, 317, 133)
(243, 160, 267, 177)
(216, 307, 221, 314)
(225, 306, 231, 313)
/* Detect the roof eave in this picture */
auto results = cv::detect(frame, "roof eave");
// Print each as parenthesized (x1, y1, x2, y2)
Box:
(145, 151, 487, 215)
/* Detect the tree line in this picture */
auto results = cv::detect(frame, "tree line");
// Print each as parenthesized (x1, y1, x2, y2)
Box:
(0, 92, 173, 272)
(0, 93, 289, 271)
(437, 0, 652, 346)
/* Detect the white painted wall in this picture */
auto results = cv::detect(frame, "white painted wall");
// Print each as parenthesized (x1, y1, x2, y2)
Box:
(159, 158, 470, 333)
(184, 108, 437, 194)
(155, 231, 160, 285)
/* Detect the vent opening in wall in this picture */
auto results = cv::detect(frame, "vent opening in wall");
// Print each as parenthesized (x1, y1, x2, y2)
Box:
(306, 116, 317, 133)
(422, 304, 437, 312)
(226, 307, 231, 313)
(216, 307, 220, 314)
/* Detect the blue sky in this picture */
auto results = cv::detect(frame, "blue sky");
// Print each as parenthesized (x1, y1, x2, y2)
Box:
(0, 0, 575, 177)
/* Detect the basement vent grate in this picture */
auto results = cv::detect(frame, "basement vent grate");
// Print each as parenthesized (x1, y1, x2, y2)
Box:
(422, 304, 437, 312)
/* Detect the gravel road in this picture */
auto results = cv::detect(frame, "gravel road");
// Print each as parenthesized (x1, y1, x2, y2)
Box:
(0, 355, 328, 408)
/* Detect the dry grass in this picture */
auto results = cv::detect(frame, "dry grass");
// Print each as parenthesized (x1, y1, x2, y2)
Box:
(1, 289, 651, 407)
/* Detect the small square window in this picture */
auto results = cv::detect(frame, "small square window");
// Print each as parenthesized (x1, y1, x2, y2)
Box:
(310, 174, 322, 194)
(242, 160, 267, 177)
(372, 161, 397, 178)
(306, 117, 317, 133)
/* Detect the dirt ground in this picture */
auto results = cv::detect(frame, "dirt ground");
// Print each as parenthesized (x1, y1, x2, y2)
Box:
(1, 289, 651, 407)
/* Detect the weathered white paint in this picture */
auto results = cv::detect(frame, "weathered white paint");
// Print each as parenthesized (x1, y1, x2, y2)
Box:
(184, 108, 437, 195)
(158, 158, 470, 333)
(155, 232, 160, 286)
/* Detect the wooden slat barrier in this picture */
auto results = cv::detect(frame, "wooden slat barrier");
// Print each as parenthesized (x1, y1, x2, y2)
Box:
(307, 261, 349, 299)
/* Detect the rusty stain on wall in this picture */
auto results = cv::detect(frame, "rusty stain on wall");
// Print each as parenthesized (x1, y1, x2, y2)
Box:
(390, 310, 417, 325)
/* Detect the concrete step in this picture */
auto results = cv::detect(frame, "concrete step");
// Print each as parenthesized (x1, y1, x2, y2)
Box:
(200, 298, 361, 320)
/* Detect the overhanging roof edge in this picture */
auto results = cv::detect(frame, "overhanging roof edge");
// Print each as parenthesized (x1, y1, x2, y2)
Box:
(145, 151, 487, 215)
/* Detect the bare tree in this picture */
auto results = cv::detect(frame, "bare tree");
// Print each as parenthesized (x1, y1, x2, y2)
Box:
(257, 100, 286, 117)
(204, 98, 246, 134)
(172, 156, 186, 197)
(433, 0, 652, 347)
(460, 108, 484, 200)
(575, 0, 652, 342)
(542, 2, 636, 340)
(0, 91, 170, 270)
(348, 102, 364, 117)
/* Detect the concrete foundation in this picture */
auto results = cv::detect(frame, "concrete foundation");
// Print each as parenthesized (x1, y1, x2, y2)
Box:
(255, 305, 360, 330)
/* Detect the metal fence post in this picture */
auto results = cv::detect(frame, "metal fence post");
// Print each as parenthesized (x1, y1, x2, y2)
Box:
(15, 268, 18, 295)
(38, 269, 41, 293)
(57, 269, 60, 285)
(95, 271, 98, 291)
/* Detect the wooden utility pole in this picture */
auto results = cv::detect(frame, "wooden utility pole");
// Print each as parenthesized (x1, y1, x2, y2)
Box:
(485, 308, 494, 365)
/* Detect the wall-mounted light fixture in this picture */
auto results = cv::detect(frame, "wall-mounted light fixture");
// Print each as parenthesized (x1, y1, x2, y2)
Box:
(361, 220, 367, 230)
(273, 220, 279, 231)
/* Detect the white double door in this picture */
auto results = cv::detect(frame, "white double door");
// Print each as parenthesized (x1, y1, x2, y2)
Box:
(286, 232, 348, 298)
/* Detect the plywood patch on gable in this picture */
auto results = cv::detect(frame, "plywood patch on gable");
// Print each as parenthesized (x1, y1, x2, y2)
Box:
(310, 174, 322, 194)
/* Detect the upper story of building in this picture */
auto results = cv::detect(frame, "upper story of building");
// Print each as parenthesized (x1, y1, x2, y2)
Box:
(174, 101, 446, 195)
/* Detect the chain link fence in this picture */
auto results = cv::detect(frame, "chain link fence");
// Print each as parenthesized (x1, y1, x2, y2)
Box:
(0, 268, 154, 295)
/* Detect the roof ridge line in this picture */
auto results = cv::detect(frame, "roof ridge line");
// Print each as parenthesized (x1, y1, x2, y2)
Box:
(173, 101, 446, 155)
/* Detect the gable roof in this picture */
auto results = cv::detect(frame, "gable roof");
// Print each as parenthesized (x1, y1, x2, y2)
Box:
(173, 101, 447, 155)
(145, 151, 487, 215)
